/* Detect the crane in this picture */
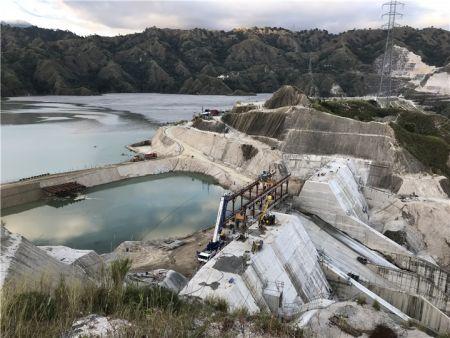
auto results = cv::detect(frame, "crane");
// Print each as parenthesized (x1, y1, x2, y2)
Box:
(197, 193, 229, 263)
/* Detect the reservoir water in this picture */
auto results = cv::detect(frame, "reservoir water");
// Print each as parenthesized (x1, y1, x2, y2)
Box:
(1, 173, 226, 253)
(1, 93, 269, 252)
(1, 93, 270, 182)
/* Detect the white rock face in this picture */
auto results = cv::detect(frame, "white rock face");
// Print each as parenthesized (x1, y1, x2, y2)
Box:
(418, 71, 450, 95)
(396, 174, 449, 199)
(375, 45, 449, 96)
(64, 314, 131, 338)
(39, 246, 104, 278)
(300, 301, 431, 337)
(330, 83, 345, 96)
(126, 269, 188, 293)
(0, 226, 86, 289)
(365, 175, 450, 269)
(387, 45, 436, 79)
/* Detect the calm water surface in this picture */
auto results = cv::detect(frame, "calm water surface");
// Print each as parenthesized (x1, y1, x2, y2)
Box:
(1, 173, 226, 253)
(0, 93, 268, 251)
(1, 93, 270, 182)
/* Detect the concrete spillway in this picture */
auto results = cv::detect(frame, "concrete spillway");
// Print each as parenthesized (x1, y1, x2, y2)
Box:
(180, 213, 331, 315)
(296, 159, 411, 256)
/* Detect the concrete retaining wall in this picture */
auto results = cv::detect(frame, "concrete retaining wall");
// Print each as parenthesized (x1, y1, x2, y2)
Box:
(367, 263, 448, 311)
(368, 284, 450, 334)
(0, 181, 44, 209)
(1, 155, 248, 210)
(386, 253, 449, 294)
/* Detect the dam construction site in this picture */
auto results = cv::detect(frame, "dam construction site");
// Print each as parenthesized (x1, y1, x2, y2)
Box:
(1, 85, 450, 337)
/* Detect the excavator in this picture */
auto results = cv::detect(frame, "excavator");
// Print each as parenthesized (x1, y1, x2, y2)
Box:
(258, 195, 276, 227)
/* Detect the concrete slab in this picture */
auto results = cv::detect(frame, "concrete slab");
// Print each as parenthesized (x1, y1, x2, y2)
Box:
(180, 212, 331, 315)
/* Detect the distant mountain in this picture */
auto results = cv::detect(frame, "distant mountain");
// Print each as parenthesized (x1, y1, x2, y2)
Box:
(1, 21, 32, 28)
(1, 25, 449, 98)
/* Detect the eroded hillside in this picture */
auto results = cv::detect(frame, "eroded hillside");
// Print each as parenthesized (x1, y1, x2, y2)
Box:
(2, 25, 450, 100)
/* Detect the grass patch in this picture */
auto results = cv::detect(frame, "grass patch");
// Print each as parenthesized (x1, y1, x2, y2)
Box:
(1, 259, 296, 337)
(254, 311, 303, 336)
(312, 99, 402, 122)
(0, 258, 193, 337)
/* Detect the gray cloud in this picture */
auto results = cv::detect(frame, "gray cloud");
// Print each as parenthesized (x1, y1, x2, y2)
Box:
(61, 0, 449, 35)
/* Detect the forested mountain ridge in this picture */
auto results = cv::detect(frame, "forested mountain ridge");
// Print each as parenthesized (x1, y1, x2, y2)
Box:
(2, 24, 449, 97)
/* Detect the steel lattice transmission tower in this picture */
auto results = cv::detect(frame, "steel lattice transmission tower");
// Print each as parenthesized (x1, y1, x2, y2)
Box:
(377, 0, 404, 105)
(308, 55, 319, 98)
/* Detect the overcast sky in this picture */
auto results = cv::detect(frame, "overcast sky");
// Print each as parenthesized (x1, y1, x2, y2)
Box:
(1, 0, 449, 36)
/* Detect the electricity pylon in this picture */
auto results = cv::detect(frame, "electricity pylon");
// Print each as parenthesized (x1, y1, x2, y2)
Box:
(308, 55, 319, 98)
(377, 0, 404, 105)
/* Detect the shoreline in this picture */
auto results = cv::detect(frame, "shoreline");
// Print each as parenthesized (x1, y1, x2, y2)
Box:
(0, 121, 283, 275)
(103, 225, 215, 278)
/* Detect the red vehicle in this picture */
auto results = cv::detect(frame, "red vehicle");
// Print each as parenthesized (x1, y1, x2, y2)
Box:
(209, 109, 221, 116)
(144, 152, 158, 159)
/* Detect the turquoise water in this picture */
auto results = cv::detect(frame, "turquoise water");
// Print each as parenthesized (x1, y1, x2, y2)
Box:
(1, 93, 270, 182)
(1, 173, 225, 253)
(0, 101, 154, 182)
(0, 93, 269, 252)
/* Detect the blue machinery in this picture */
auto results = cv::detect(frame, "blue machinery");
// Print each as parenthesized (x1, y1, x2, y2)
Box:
(197, 173, 291, 262)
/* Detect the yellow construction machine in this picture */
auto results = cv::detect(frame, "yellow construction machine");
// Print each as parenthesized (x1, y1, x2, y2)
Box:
(258, 195, 276, 227)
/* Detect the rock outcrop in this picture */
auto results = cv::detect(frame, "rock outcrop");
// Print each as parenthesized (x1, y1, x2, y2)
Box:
(263, 85, 310, 109)
(126, 269, 188, 293)
(0, 226, 88, 289)
(39, 245, 104, 279)
(63, 314, 131, 338)
(298, 301, 431, 337)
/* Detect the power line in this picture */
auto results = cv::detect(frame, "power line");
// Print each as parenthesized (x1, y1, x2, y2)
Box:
(377, 0, 405, 106)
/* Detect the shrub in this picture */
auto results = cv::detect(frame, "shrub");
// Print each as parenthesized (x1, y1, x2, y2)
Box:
(356, 296, 367, 305)
(312, 99, 401, 122)
(254, 312, 284, 334)
(390, 122, 449, 176)
(372, 300, 381, 311)
(240, 144, 258, 160)
(254, 311, 304, 337)
(369, 324, 397, 338)
(205, 296, 228, 313)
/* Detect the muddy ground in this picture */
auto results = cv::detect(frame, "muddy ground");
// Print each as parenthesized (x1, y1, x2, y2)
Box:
(104, 227, 214, 278)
